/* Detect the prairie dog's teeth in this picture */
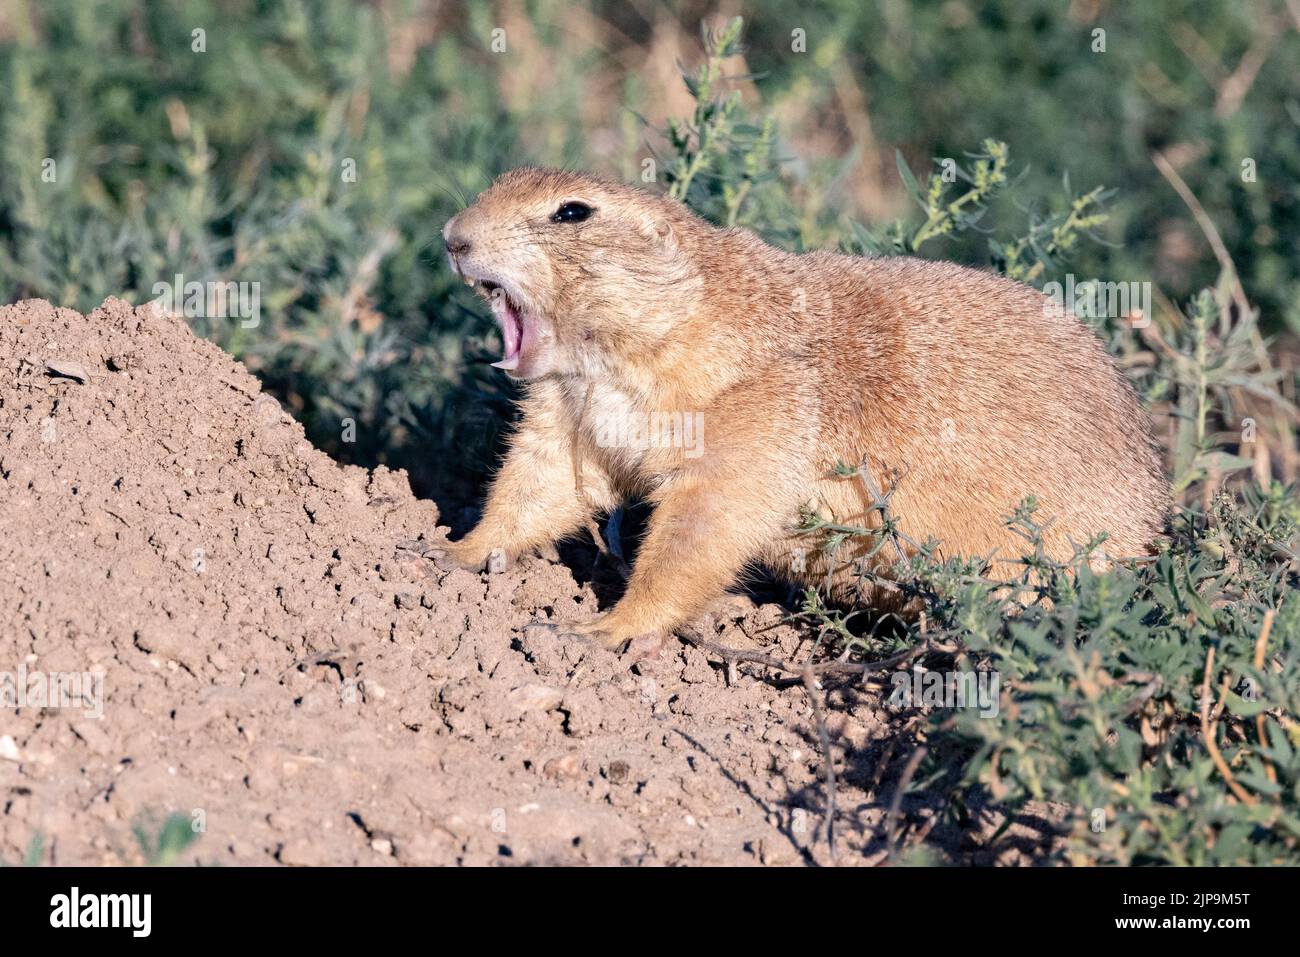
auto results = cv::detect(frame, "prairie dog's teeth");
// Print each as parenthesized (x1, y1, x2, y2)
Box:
(464, 276, 474, 287)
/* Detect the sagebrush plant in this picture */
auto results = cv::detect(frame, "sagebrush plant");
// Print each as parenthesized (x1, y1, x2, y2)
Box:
(655, 18, 801, 246)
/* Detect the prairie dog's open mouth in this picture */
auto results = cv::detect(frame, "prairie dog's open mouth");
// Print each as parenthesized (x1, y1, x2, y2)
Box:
(474, 279, 535, 374)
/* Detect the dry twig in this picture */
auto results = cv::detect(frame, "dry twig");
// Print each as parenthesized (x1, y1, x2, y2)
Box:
(1253, 608, 1278, 784)
(1200, 647, 1258, 806)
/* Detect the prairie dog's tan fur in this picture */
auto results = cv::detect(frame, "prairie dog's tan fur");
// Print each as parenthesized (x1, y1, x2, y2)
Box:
(440, 168, 1167, 649)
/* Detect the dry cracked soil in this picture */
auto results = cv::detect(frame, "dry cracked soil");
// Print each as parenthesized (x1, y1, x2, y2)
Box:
(0, 298, 1054, 866)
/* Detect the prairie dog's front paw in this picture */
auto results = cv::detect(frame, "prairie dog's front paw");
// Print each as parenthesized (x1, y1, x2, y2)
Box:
(427, 542, 512, 574)
(563, 615, 622, 649)
(563, 614, 662, 653)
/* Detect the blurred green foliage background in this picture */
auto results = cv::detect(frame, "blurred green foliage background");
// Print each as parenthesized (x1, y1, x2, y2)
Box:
(0, 0, 1296, 509)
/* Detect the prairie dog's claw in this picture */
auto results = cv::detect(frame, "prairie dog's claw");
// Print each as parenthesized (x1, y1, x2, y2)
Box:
(562, 615, 665, 654)
(426, 545, 511, 574)
(555, 615, 622, 650)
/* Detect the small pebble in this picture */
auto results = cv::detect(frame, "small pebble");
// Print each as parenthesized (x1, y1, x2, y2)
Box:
(45, 359, 90, 383)
(0, 735, 21, 761)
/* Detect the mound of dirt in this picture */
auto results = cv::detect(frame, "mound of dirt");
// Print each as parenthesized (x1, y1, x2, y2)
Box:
(0, 298, 1047, 865)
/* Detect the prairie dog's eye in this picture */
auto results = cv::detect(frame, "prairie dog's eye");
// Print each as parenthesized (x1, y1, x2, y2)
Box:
(551, 201, 594, 223)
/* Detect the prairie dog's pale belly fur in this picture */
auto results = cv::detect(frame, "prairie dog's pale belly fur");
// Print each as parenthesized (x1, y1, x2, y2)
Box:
(439, 168, 1168, 650)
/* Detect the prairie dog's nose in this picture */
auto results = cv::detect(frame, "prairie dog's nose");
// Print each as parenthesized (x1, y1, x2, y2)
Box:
(443, 215, 472, 257)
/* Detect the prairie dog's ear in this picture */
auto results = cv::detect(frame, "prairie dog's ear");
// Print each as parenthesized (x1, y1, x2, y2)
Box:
(633, 213, 678, 258)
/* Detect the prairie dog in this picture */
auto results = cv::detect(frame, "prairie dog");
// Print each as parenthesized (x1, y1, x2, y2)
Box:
(439, 167, 1167, 649)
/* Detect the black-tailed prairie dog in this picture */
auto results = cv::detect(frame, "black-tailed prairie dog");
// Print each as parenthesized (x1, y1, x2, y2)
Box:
(439, 167, 1167, 649)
